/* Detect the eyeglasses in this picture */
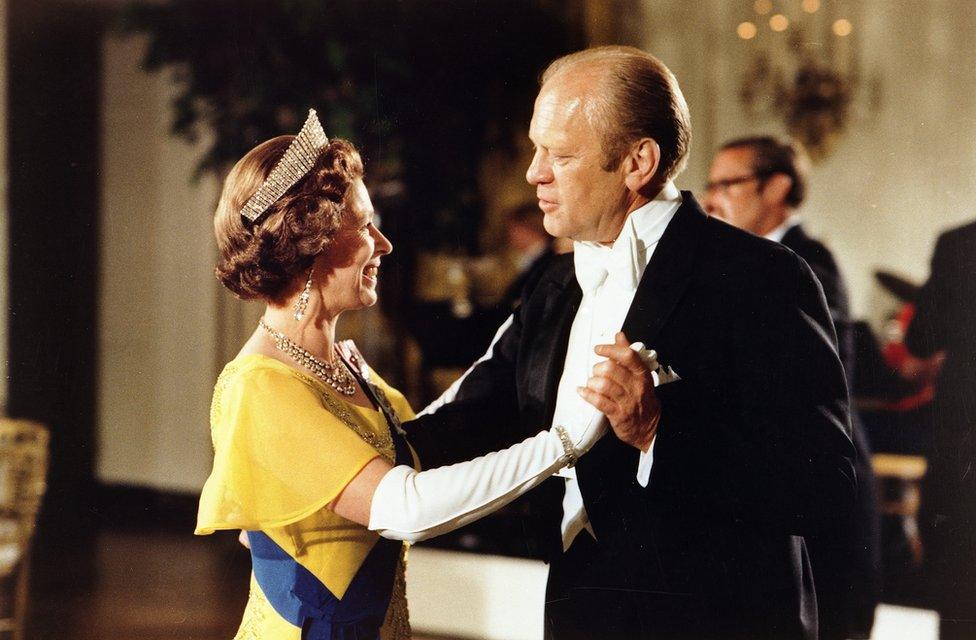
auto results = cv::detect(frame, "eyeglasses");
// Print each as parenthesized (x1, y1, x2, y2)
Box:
(704, 173, 767, 194)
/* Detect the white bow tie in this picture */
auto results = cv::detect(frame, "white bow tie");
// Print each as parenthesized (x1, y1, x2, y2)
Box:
(573, 231, 642, 295)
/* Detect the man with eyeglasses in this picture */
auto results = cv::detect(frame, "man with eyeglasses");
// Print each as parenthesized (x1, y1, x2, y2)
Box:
(704, 135, 880, 640)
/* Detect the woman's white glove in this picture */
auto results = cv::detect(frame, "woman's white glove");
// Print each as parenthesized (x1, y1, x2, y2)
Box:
(368, 411, 607, 542)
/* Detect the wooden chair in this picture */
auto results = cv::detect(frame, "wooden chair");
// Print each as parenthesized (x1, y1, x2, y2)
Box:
(872, 453, 927, 565)
(0, 420, 49, 640)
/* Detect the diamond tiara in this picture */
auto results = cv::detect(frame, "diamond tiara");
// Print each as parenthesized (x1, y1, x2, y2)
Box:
(240, 109, 330, 224)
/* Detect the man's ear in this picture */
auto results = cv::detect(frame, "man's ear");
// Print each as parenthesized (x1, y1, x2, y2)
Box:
(762, 173, 793, 204)
(623, 138, 661, 192)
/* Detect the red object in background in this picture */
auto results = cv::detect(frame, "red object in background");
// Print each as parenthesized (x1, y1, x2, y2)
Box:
(882, 304, 916, 370)
(881, 303, 936, 411)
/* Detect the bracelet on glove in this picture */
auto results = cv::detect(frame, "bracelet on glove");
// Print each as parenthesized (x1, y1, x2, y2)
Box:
(554, 425, 579, 467)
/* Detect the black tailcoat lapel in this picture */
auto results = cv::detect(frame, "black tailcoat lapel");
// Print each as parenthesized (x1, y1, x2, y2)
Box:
(620, 192, 706, 346)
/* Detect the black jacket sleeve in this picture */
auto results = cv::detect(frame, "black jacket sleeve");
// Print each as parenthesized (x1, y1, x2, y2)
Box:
(404, 309, 525, 469)
(722, 253, 857, 534)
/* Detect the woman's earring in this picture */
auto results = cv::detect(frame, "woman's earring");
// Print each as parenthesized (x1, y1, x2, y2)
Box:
(293, 266, 314, 321)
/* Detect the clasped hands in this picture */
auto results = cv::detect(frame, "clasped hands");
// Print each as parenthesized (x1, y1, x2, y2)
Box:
(577, 332, 662, 453)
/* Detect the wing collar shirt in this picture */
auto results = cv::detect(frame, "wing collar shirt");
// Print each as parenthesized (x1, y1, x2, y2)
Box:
(554, 182, 682, 551)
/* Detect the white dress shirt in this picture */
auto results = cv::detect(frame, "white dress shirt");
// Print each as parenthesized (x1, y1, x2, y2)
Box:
(553, 182, 682, 550)
(763, 214, 801, 242)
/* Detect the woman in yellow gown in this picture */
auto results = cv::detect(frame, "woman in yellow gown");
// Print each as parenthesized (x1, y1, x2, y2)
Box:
(195, 110, 605, 640)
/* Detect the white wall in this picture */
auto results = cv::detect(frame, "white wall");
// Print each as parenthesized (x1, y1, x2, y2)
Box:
(97, 35, 221, 492)
(641, 0, 976, 324)
(802, 0, 976, 321)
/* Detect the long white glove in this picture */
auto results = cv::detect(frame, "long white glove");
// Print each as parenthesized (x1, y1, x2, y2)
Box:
(368, 410, 607, 542)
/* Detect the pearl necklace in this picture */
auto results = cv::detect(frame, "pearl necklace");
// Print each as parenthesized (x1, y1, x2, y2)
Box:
(259, 319, 357, 396)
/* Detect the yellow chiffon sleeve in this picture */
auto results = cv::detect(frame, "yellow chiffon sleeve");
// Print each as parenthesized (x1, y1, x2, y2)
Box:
(196, 362, 381, 535)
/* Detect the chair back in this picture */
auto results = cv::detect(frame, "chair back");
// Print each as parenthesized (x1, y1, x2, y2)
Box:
(0, 420, 49, 576)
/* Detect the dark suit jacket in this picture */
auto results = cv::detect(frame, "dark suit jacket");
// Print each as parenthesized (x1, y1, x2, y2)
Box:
(781, 224, 880, 638)
(408, 195, 856, 640)
(906, 220, 976, 517)
(502, 245, 557, 312)
(904, 221, 976, 627)
(780, 226, 853, 374)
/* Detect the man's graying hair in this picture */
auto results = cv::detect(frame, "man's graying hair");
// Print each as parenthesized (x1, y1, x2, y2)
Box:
(720, 135, 810, 208)
(541, 46, 692, 181)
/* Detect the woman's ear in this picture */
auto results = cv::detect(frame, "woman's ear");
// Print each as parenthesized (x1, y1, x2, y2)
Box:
(623, 138, 661, 192)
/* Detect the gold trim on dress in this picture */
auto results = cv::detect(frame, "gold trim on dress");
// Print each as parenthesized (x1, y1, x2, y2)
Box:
(383, 547, 412, 640)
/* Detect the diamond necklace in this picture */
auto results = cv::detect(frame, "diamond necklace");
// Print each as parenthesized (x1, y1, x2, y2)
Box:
(259, 319, 357, 396)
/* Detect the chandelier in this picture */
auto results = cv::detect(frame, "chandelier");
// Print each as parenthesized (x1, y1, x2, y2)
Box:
(737, 0, 864, 160)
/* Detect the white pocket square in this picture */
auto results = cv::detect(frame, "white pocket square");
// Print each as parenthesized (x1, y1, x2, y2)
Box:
(630, 342, 681, 387)
(653, 364, 681, 386)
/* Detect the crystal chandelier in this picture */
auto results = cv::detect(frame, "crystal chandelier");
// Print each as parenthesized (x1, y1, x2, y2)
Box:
(736, 0, 863, 160)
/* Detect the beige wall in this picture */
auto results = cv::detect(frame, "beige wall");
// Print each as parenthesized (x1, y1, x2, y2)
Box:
(97, 35, 222, 492)
(636, 0, 976, 324)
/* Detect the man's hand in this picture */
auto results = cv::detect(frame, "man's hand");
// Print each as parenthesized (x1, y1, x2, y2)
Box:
(578, 332, 661, 452)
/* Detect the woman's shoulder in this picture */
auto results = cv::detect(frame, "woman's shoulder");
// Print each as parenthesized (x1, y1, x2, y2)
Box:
(210, 354, 329, 429)
(222, 352, 300, 378)
(217, 354, 320, 395)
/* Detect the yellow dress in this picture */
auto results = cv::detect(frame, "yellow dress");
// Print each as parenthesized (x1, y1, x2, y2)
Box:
(196, 354, 418, 640)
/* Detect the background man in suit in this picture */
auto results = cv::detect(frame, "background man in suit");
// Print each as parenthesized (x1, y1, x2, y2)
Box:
(409, 46, 856, 639)
(703, 135, 880, 640)
(501, 201, 557, 310)
(905, 220, 976, 640)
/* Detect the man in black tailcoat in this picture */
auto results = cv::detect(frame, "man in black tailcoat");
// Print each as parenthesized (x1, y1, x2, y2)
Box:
(408, 47, 856, 640)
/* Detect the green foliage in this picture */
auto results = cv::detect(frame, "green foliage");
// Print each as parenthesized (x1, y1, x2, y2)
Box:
(120, 0, 582, 250)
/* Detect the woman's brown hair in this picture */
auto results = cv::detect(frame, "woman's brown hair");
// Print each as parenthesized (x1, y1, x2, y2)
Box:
(213, 137, 363, 303)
